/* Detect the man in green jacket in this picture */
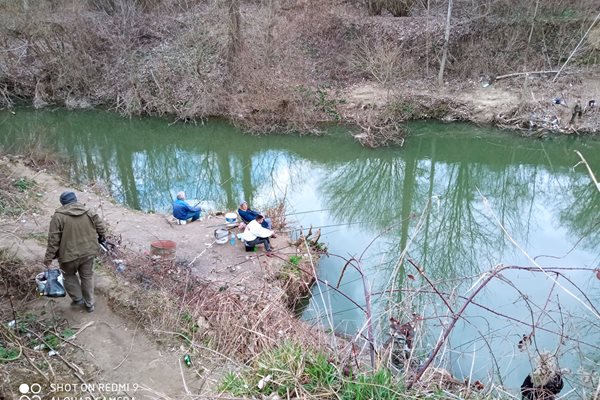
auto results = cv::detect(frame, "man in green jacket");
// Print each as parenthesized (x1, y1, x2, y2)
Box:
(44, 191, 107, 313)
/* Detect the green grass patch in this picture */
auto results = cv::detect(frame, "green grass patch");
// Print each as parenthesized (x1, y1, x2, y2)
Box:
(12, 177, 36, 192)
(61, 328, 75, 339)
(180, 311, 200, 338)
(0, 199, 22, 216)
(219, 372, 249, 396)
(288, 255, 302, 266)
(340, 368, 404, 399)
(15, 312, 38, 334)
(43, 333, 59, 350)
(26, 231, 48, 243)
(218, 341, 405, 398)
(181, 311, 193, 324)
(0, 345, 20, 362)
(296, 85, 343, 121)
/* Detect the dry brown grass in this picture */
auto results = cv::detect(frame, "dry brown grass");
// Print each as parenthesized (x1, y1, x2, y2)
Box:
(99, 248, 327, 363)
(0, 249, 38, 299)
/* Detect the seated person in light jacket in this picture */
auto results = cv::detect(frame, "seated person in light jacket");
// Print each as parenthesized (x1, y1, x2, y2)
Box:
(238, 200, 273, 231)
(173, 191, 201, 222)
(242, 215, 274, 253)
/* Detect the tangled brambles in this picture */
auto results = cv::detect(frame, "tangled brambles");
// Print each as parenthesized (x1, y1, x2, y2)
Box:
(99, 251, 324, 362)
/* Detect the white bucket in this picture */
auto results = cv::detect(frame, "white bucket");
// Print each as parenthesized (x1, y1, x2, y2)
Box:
(214, 229, 229, 244)
(225, 212, 237, 224)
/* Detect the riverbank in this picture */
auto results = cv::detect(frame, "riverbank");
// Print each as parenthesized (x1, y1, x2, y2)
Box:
(1, 1, 599, 144)
(0, 155, 326, 398)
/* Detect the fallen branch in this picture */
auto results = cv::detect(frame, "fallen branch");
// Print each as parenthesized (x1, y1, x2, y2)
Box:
(69, 320, 95, 340)
(26, 328, 86, 383)
(178, 358, 192, 396)
(495, 70, 558, 81)
(113, 321, 140, 371)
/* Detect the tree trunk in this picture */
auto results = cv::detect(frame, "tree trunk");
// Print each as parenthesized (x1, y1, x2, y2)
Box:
(265, 0, 276, 63)
(425, 0, 430, 76)
(367, 0, 382, 16)
(437, 0, 453, 87)
(227, 0, 242, 78)
(386, 0, 413, 17)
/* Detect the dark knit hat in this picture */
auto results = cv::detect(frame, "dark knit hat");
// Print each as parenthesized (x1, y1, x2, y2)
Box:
(59, 191, 77, 205)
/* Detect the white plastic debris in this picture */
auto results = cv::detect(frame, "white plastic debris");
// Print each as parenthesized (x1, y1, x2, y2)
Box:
(7, 320, 16, 328)
(48, 350, 58, 357)
(257, 374, 272, 390)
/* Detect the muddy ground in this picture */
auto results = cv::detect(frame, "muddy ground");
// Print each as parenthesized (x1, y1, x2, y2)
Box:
(0, 156, 312, 399)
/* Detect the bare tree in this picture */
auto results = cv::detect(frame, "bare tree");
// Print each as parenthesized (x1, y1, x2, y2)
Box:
(384, 0, 414, 17)
(226, 0, 242, 78)
(366, 0, 382, 16)
(437, 0, 453, 87)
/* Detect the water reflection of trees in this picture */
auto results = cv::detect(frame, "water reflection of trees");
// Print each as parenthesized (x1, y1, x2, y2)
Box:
(318, 136, 600, 283)
(48, 123, 303, 212)
(558, 177, 600, 251)
(319, 144, 517, 280)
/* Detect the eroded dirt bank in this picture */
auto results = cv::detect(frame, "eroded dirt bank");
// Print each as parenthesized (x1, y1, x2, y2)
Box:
(343, 76, 600, 147)
(0, 156, 322, 399)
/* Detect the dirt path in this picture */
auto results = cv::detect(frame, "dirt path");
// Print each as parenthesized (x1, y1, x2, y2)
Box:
(23, 285, 201, 400)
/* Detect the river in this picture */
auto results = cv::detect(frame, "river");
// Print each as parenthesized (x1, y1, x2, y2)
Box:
(1, 108, 599, 393)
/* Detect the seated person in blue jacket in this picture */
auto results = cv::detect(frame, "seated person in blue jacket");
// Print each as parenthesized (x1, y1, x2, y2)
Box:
(238, 201, 274, 231)
(173, 191, 201, 222)
(242, 215, 275, 254)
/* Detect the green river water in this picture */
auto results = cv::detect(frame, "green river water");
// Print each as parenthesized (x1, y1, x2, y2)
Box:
(1, 108, 599, 392)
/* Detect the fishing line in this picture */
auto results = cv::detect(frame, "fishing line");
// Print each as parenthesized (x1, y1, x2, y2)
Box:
(280, 220, 370, 233)
(284, 208, 333, 217)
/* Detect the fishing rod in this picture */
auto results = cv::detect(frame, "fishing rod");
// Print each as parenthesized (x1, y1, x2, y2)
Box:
(212, 208, 334, 226)
(284, 208, 333, 217)
(206, 219, 370, 233)
(280, 220, 370, 233)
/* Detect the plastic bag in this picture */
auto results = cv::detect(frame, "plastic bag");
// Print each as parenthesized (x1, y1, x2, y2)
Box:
(35, 269, 66, 297)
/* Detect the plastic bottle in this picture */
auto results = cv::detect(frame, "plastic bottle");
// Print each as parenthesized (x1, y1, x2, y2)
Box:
(229, 232, 236, 246)
(35, 271, 47, 295)
(183, 354, 192, 367)
(36, 278, 46, 294)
